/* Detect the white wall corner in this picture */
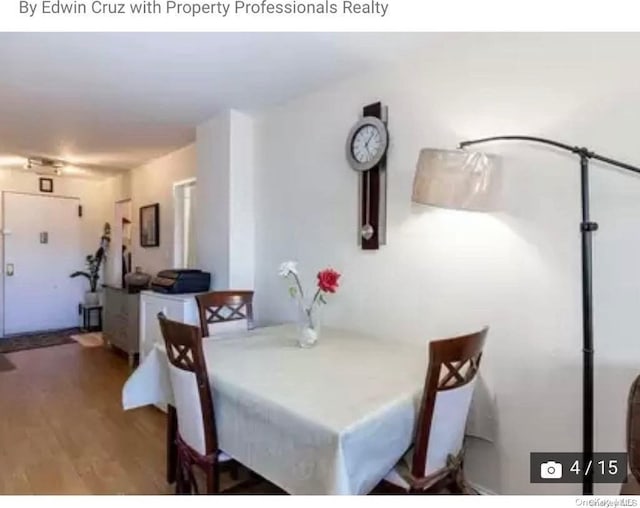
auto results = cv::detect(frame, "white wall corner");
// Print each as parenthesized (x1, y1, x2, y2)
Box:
(195, 109, 256, 290)
(196, 112, 231, 288)
(228, 110, 256, 290)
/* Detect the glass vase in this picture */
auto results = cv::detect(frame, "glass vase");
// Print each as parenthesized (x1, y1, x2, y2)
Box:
(296, 301, 321, 348)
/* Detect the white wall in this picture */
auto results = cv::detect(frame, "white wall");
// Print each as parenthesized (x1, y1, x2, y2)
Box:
(228, 111, 255, 289)
(0, 170, 110, 335)
(130, 144, 196, 276)
(196, 114, 231, 286)
(252, 34, 640, 494)
(102, 144, 197, 281)
(196, 110, 255, 289)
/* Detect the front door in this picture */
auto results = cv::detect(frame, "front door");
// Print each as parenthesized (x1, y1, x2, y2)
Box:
(3, 192, 83, 335)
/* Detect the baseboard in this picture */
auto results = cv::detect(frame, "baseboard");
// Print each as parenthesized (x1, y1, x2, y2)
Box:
(470, 482, 497, 495)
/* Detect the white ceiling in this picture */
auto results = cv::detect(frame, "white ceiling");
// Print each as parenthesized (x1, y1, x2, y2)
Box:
(0, 33, 439, 176)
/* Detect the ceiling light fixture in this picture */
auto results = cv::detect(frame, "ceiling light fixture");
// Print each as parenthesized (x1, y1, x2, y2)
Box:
(23, 157, 66, 175)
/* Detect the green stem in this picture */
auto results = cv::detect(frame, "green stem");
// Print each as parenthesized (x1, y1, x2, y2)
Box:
(287, 272, 324, 329)
(291, 272, 305, 299)
(304, 288, 323, 328)
(310, 288, 322, 309)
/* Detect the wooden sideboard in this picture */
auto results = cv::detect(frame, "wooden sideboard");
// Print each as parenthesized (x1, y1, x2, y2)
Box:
(103, 286, 140, 367)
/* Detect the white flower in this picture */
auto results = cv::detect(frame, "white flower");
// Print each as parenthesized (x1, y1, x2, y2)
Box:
(278, 261, 298, 278)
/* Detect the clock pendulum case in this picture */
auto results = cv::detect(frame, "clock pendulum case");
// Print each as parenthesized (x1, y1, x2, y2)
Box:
(345, 102, 389, 250)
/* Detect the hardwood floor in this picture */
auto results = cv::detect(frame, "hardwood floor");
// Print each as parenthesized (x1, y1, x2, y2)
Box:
(0, 343, 280, 494)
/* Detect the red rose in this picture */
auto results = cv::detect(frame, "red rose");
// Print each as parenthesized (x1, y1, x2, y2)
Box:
(317, 268, 341, 293)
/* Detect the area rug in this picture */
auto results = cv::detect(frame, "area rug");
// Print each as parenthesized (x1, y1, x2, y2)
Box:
(0, 353, 16, 372)
(0, 328, 78, 354)
(70, 332, 104, 348)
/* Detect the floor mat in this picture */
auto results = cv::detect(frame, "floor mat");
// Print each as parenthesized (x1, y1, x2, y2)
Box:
(0, 328, 78, 354)
(71, 332, 104, 348)
(0, 353, 16, 372)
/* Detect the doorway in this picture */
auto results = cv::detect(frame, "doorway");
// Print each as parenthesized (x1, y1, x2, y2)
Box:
(110, 199, 132, 288)
(173, 178, 197, 269)
(3, 192, 83, 335)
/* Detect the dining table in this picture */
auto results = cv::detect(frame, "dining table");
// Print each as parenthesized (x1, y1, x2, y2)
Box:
(122, 324, 428, 495)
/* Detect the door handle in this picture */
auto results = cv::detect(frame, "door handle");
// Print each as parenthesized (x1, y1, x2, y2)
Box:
(6, 263, 14, 276)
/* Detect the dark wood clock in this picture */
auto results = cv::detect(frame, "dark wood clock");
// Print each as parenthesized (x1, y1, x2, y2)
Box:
(345, 102, 389, 250)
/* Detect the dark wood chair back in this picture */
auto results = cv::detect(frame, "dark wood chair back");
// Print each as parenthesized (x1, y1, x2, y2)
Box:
(411, 326, 489, 479)
(195, 290, 254, 337)
(158, 312, 217, 456)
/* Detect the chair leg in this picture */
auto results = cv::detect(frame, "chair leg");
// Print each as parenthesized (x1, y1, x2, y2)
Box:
(229, 461, 240, 481)
(206, 461, 220, 494)
(175, 455, 184, 494)
(167, 405, 178, 484)
(453, 467, 477, 495)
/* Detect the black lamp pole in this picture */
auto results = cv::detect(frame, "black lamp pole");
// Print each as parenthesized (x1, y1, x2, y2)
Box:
(458, 135, 640, 496)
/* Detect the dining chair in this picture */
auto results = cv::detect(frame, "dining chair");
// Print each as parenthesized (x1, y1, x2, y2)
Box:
(380, 326, 489, 494)
(195, 290, 254, 337)
(158, 312, 241, 494)
(620, 374, 640, 494)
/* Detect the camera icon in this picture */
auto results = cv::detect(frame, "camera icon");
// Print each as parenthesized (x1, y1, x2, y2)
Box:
(540, 460, 563, 479)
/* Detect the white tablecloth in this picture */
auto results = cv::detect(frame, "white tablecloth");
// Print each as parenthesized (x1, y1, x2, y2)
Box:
(123, 325, 427, 494)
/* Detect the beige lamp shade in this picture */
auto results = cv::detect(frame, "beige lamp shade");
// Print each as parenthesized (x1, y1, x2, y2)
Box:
(412, 148, 502, 211)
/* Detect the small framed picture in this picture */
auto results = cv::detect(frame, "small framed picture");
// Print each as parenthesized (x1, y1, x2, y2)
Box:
(39, 177, 53, 193)
(140, 203, 160, 247)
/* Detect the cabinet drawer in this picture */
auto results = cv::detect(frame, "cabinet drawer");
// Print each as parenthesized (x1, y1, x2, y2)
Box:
(106, 315, 129, 348)
(105, 289, 124, 312)
(103, 289, 140, 355)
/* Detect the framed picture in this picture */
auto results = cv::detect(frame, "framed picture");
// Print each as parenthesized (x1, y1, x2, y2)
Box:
(139, 203, 159, 247)
(39, 177, 53, 193)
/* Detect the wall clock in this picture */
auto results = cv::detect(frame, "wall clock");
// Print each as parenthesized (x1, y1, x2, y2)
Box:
(345, 102, 389, 250)
(345, 116, 388, 172)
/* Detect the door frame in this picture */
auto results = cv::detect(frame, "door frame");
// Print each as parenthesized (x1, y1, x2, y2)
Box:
(1, 191, 82, 337)
(173, 178, 197, 269)
(110, 198, 132, 289)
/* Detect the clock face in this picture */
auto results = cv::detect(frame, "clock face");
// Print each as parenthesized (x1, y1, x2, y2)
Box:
(351, 124, 383, 164)
(345, 116, 388, 172)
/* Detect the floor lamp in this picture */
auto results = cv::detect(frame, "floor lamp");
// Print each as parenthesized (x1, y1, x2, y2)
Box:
(412, 135, 640, 495)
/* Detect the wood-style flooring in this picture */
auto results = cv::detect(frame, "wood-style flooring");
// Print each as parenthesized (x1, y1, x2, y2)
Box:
(0, 343, 280, 494)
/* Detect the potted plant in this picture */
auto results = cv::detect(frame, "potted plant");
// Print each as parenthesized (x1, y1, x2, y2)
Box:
(71, 224, 110, 305)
